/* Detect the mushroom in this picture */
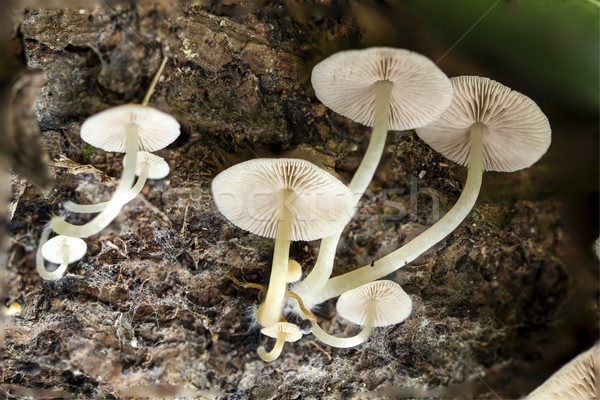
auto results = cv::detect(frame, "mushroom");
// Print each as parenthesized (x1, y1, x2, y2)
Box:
(286, 259, 303, 283)
(527, 342, 599, 399)
(257, 322, 303, 362)
(298, 76, 551, 308)
(37, 233, 87, 281)
(309, 280, 412, 348)
(1, 301, 22, 316)
(211, 158, 354, 328)
(63, 151, 170, 213)
(294, 47, 453, 299)
(50, 57, 180, 238)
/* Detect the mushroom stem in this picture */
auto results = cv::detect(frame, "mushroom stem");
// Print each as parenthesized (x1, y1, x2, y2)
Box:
(36, 225, 62, 280)
(293, 80, 392, 299)
(50, 123, 140, 238)
(309, 301, 375, 348)
(63, 162, 150, 213)
(46, 245, 71, 281)
(301, 123, 485, 307)
(256, 189, 293, 327)
(349, 80, 393, 199)
(257, 332, 287, 362)
(142, 56, 168, 107)
(37, 237, 71, 281)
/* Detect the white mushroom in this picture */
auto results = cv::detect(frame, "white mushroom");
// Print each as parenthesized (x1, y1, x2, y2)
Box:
(50, 58, 180, 238)
(310, 280, 412, 348)
(211, 158, 354, 328)
(301, 76, 551, 308)
(257, 322, 302, 362)
(295, 47, 453, 301)
(37, 233, 87, 281)
(286, 259, 303, 283)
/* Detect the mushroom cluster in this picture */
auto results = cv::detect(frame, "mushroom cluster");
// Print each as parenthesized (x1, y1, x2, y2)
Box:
(294, 74, 551, 308)
(34, 45, 553, 368)
(210, 47, 552, 362)
(36, 57, 180, 281)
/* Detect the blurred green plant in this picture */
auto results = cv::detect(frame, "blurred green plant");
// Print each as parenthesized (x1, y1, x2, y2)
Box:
(82, 143, 95, 158)
(402, 0, 599, 111)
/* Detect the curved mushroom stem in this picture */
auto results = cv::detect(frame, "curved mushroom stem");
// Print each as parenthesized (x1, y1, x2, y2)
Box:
(257, 332, 287, 362)
(50, 123, 139, 238)
(310, 301, 375, 348)
(301, 123, 485, 307)
(293, 80, 392, 300)
(142, 56, 168, 107)
(36, 225, 54, 280)
(36, 227, 70, 281)
(256, 189, 293, 328)
(63, 162, 150, 213)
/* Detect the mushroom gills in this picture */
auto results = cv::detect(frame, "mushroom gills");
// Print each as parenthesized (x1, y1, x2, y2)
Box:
(37, 230, 87, 281)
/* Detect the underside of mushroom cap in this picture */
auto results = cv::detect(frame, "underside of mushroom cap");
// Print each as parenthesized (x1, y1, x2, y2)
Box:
(415, 76, 551, 172)
(528, 342, 599, 399)
(211, 158, 355, 241)
(311, 47, 453, 131)
(80, 104, 180, 153)
(41, 235, 87, 264)
(336, 280, 412, 327)
(261, 322, 303, 342)
(124, 151, 170, 179)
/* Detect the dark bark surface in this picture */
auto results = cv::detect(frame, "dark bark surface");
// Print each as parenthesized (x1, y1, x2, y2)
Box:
(2, 2, 598, 399)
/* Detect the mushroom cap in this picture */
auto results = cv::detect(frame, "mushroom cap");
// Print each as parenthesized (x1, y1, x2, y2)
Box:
(286, 259, 303, 283)
(211, 158, 355, 241)
(311, 47, 453, 131)
(528, 342, 599, 399)
(415, 76, 551, 172)
(123, 151, 170, 180)
(261, 322, 303, 342)
(41, 235, 87, 264)
(80, 104, 180, 153)
(336, 280, 412, 328)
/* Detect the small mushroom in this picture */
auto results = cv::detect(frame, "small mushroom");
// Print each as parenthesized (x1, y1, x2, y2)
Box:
(300, 76, 551, 307)
(296, 47, 453, 299)
(286, 259, 303, 283)
(211, 158, 354, 328)
(257, 322, 303, 362)
(310, 280, 412, 348)
(64, 151, 170, 213)
(37, 233, 87, 281)
(50, 57, 180, 238)
(527, 342, 599, 399)
(1, 301, 22, 316)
